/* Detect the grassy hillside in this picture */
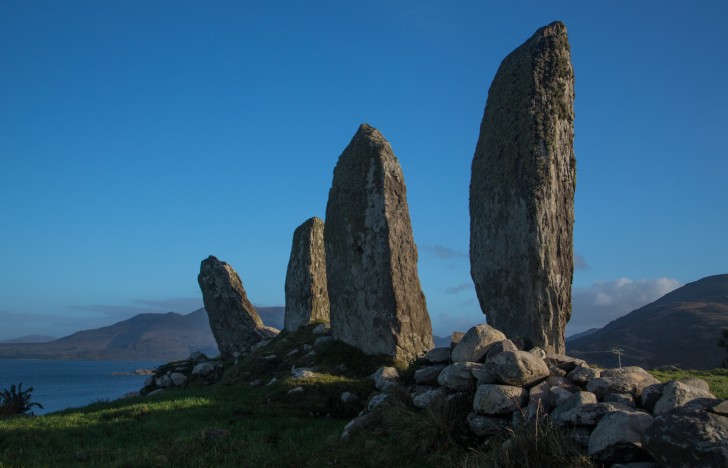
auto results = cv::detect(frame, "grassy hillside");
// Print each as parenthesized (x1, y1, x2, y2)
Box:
(1, 325, 726, 467)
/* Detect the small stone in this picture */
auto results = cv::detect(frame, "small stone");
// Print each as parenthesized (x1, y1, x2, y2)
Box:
(588, 410, 654, 466)
(286, 349, 300, 357)
(437, 362, 482, 391)
(372, 367, 399, 391)
(367, 393, 392, 411)
(192, 362, 216, 377)
(529, 347, 547, 360)
(251, 340, 271, 352)
(485, 339, 518, 361)
(312, 323, 330, 335)
(424, 347, 451, 364)
(341, 392, 359, 404)
(147, 388, 165, 396)
(414, 365, 447, 385)
(473, 384, 528, 415)
(170, 373, 187, 387)
(451, 324, 507, 363)
(287, 386, 304, 395)
(341, 411, 382, 441)
(302, 344, 313, 352)
(566, 365, 600, 386)
(249, 379, 264, 387)
(550, 387, 574, 407)
(412, 388, 447, 409)
(267, 377, 278, 386)
(604, 392, 636, 408)
(189, 351, 209, 362)
(291, 368, 319, 379)
(486, 350, 549, 387)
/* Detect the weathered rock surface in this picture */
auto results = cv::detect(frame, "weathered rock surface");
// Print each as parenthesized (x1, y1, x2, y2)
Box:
(197, 255, 270, 358)
(437, 362, 481, 391)
(485, 350, 550, 387)
(588, 410, 654, 465)
(642, 398, 728, 467)
(325, 123, 434, 361)
(414, 365, 447, 385)
(284, 217, 330, 331)
(473, 384, 528, 415)
(424, 347, 451, 364)
(372, 366, 400, 391)
(587, 367, 660, 400)
(451, 324, 506, 363)
(652, 380, 715, 416)
(469, 21, 576, 353)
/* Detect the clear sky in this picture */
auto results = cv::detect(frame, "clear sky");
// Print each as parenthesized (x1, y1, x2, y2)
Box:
(1, 1, 726, 341)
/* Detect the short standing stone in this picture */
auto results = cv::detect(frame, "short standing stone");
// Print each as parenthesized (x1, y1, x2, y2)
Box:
(469, 22, 576, 353)
(451, 324, 506, 363)
(284, 217, 329, 331)
(325, 124, 434, 361)
(198, 255, 269, 358)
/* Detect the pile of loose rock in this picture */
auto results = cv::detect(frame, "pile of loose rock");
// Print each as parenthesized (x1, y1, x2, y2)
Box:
(139, 351, 225, 396)
(344, 323, 728, 467)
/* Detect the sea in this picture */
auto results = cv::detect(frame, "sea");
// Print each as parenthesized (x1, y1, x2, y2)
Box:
(0, 359, 162, 415)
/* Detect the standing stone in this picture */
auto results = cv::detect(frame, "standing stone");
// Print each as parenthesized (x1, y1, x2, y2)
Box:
(325, 123, 434, 361)
(197, 255, 269, 358)
(469, 21, 576, 353)
(284, 217, 329, 331)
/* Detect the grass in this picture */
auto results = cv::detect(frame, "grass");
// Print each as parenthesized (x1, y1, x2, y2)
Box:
(2, 326, 726, 467)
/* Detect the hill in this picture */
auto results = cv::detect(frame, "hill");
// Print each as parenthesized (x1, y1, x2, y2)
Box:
(567, 274, 728, 369)
(0, 334, 56, 344)
(0, 308, 219, 361)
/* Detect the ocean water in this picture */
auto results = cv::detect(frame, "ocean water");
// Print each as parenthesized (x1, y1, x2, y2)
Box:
(0, 359, 162, 415)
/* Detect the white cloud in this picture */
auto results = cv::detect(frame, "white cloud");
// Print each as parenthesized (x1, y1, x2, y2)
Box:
(568, 277, 682, 336)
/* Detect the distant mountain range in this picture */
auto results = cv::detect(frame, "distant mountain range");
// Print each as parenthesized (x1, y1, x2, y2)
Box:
(567, 274, 728, 369)
(0, 334, 57, 344)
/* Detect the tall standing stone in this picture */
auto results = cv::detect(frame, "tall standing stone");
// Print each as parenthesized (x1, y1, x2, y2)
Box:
(284, 217, 330, 331)
(325, 123, 434, 361)
(198, 255, 273, 358)
(469, 21, 576, 353)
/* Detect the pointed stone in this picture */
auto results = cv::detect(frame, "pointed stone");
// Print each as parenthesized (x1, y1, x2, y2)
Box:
(197, 255, 270, 358)
(284, 217, 329, 331)
(469, 21, 576, 353)
(325, 123, 434, 361)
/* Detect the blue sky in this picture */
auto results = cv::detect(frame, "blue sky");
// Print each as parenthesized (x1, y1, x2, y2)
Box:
(1, 1, 726, 340)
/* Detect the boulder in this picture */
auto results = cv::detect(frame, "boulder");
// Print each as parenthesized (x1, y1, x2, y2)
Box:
(484, 339, 518, 361)
(437, 362, 481, 391)
(424, 347, 451, 364)
(485, 350, 549, 387)
(170, 373, 187, 387)
(312, 323, 330, 335)
(676, 377, 710, 392)
(450, 331, 465, 347)
(524, 381, 552, 419)
(367, 393, 393, 411)
(313, 336, 334, 348)
(469, 21, 576, 353)
(412, 388, 447, 409)
(467, 412, 511, 437)
(414, 365, 447, 385)
(604, 393, 636, 408)
(588, 410, 654, 465)
(547, 375, 579, 393)
(473, 384, 528, 415)
(284, 217, 330, 331)
(372, 367, 399, 391)
(652, 380, 715, 416)
(192, 362, 216, 377)
(544, 354, 587, 373)
(451, 324, 506, 363)
(587, 366, 660, 400)
(341, 411, 383, 441)
(325, 124, 434, 361)
(197, 255, 268, 358)
(566, 365, 600, 386)
(340, 392, 359, 404)
(639, 384, 664, 413)
(549, 387, 574, 407)
(642, 398, 728, 467)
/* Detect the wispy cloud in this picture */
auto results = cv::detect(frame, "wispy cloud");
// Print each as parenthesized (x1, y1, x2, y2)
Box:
(426, 245, 468, 259)
(567, 277, 682, 335)
(444, 282, 474, 294)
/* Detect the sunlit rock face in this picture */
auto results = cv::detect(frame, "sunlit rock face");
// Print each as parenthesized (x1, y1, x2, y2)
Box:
(469, 21, 576, 353)
(198, 255, 273, 357)
(284, 216, 329, 331)
(325, 123, 434, 361)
